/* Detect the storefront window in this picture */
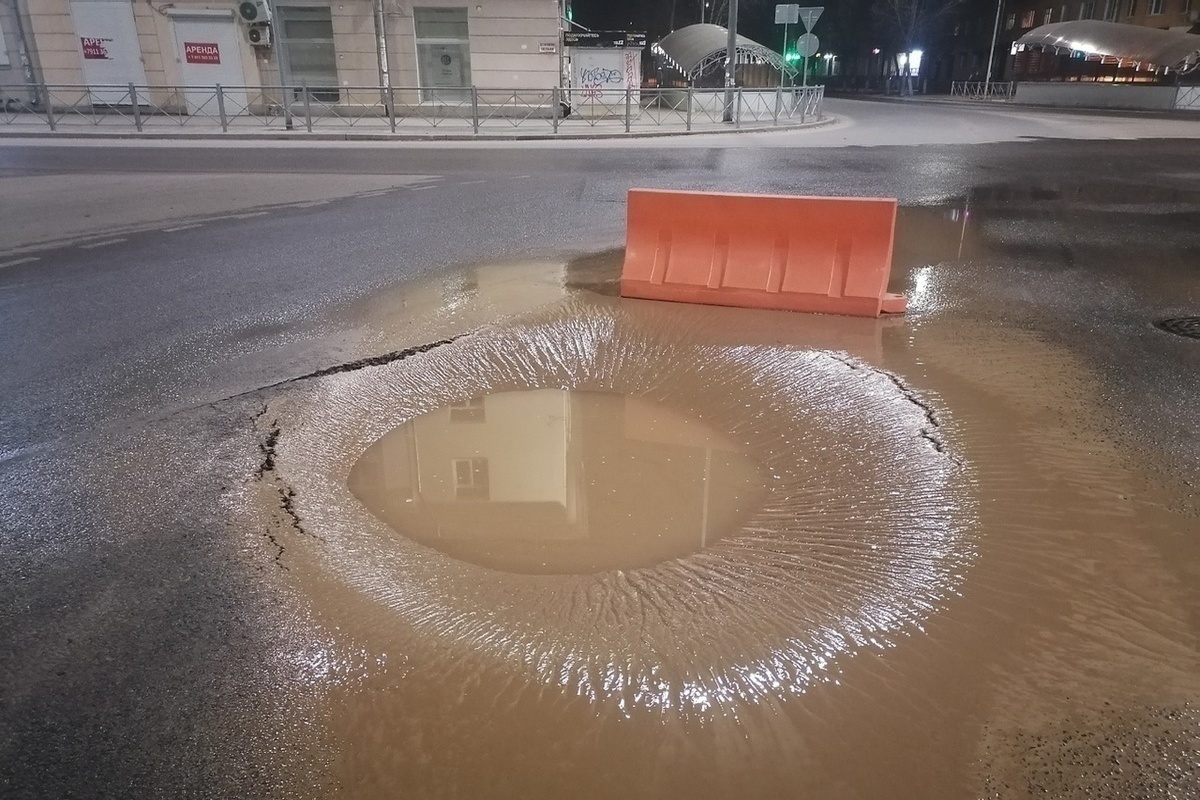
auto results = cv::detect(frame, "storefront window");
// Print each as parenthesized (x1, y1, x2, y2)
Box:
(414, 7, 472, 102)
(278, 6, 339, 101)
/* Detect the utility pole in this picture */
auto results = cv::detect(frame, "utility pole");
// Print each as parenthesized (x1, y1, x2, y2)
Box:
(724, 0, 738, 121)
(984, 0, 1005, 95)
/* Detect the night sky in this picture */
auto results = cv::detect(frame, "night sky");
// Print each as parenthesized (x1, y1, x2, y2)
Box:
(573, 0, 782, 48)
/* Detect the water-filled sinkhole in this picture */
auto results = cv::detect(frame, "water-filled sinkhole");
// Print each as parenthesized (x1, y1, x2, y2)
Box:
(349, 389, 767, 575)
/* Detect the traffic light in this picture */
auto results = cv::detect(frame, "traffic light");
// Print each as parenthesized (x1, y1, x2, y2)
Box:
(785, 50, 800, 63)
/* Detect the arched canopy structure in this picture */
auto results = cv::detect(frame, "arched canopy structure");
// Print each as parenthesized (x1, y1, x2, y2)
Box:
(1016, 20, 1200, 73)
(652, 23, 799, 83)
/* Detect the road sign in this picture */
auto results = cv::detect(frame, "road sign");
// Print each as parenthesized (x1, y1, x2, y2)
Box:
(775, 4, 800, 24)
(795, 32, 819, 57)
(797, 6, 824, 31)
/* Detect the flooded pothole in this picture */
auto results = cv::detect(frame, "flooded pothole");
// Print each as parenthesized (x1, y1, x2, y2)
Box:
(259, 298, 976, 716)
(348, 389, 766, 575)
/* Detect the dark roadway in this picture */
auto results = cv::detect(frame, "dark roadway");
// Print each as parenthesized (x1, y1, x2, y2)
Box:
(1, 109, 1198, 798)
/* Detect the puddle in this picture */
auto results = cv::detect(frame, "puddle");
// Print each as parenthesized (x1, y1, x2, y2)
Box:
(348, 389, 766, 575)
(234, 182, 1200, 799)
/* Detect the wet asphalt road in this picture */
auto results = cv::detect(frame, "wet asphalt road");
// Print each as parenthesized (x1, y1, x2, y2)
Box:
(1, 102, 1198, 798)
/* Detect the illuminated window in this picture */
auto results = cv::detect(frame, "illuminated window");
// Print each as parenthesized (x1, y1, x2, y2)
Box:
(1006, 12, 1017, 28)
(1021, 9, 1037, 25)
(1043, 7, 1054, 22)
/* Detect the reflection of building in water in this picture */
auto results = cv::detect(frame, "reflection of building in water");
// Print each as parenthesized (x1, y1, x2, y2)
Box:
(348, 390, 765, 574)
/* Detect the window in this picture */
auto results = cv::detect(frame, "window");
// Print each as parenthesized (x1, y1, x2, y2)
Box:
(414, 7, 472, 102)
(1021, 9, 1037, 25)
(1078, 1, 1096, 17)
(1006, 12, 1016, 28)
(0, 17, 9, 67)
(278, 6, 339, 101)
(449, 397, 485, 423)
(453, 458, 490, 500)
(1061, 4, 1069, 20)
(1147, 0, 1163, 13)
(1126, 0, 1137, 15)
(1043, 7, 1054, 23)
(1103, 0, 1120, 19)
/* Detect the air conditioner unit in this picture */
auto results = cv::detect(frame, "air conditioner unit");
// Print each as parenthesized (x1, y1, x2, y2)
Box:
(238, 1, 272, 24)
(248, 23, 272, 47)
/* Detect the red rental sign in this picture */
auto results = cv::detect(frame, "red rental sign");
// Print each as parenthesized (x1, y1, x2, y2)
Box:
(184, 42, 221, 65)
(80, 37, 111, 60)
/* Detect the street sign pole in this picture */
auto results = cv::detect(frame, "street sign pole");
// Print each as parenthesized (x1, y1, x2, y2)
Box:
(775, 4, 800, 88)
(782, 21, 789, 86)
(795, 8, 822, 88)
(724, 0, 738, 122)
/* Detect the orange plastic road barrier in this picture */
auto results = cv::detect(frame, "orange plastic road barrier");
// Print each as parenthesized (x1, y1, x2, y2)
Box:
(620, 189, 906, 318)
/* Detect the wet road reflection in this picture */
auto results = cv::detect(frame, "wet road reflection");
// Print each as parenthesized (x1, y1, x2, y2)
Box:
(349, 389, 765, 575)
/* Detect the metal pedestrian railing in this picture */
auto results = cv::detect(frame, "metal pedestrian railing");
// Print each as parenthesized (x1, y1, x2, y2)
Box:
(0, 83, 825, 136)
(949, 81, 1016, 100)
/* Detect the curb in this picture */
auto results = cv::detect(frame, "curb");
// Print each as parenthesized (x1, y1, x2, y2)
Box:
(830, 93, 1199, 120)
(0, 116, 837, 143)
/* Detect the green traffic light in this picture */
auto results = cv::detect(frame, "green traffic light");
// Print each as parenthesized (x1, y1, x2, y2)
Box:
(785, 51, 799, 63)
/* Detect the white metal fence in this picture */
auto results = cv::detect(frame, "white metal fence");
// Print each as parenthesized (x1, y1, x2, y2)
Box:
(1175, 85, 1200, 111)
(0, 83, 825, 136)
(949, 81, 1016, 100)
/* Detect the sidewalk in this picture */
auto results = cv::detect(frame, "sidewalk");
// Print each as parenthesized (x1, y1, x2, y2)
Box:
(0, 111, 833, 141)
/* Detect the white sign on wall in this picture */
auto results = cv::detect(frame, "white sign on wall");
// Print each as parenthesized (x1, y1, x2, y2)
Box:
(69, 0, 148, 103)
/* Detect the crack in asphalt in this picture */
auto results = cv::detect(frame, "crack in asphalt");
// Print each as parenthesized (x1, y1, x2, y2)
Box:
(281, 336, 463, 384)
(251, 404, 294, 569)
(827, 353, 965, 468)
(243, 335, 471, 565)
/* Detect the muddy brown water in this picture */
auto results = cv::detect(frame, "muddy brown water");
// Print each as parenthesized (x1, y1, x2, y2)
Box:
(245, 197, 1200, 799)
(348, 389, 766, 575)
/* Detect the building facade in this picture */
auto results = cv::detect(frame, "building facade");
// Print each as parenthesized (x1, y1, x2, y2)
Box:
(3, 0, 562, 105)
(1000, 0, 1199, 82)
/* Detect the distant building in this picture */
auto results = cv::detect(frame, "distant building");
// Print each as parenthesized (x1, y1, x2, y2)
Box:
(5, 0, 561, 105)
(992, 0, 1198, 82)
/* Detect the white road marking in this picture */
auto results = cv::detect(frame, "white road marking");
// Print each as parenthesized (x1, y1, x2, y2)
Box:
(411, 185, 436, 191)
(162, 223, 202, 233)
(79, 238, 126, 249)
(459, 180, 485, 185)
(0, 256, 39, 269)
(228, 211, 269, 219)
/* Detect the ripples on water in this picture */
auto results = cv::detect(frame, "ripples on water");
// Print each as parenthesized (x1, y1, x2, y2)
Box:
(271, 299, 976, 717)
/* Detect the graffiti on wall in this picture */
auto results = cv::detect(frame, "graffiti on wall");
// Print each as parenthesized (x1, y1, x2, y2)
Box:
(579, 65, 622, 98)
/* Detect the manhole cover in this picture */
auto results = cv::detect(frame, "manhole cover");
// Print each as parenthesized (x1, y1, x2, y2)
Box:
(1154, 317, 1200, 339)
